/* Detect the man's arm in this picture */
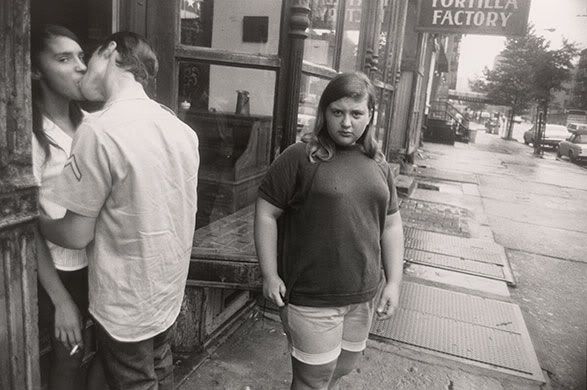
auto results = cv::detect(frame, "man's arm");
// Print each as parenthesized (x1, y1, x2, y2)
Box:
(376, 210, 404, 319)
(39, 210, 97, 249)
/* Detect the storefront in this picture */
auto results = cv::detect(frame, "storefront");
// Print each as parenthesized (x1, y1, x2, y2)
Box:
(1, 1, 435, 388)
(165, 0, 417, 358)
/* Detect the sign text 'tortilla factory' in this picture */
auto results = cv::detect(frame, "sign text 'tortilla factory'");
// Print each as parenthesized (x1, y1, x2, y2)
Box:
(417, 0, 531, 37)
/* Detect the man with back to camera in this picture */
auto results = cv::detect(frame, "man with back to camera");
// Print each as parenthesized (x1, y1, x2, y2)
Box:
(39, 31, 200, 390)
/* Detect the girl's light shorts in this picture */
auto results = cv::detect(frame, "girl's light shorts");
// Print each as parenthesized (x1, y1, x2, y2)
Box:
(279, 299, 375, 365)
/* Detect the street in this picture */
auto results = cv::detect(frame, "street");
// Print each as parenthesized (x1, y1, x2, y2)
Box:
(419, 128, 587, 390)
(507, 121, 586, 170)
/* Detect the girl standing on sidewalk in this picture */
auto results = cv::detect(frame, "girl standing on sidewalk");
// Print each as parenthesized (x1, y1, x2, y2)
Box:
(255, 72, 404, 389)
(32, 24, 105, 390)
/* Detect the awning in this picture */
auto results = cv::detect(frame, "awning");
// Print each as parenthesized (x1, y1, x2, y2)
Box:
(448, 89, 490, 103)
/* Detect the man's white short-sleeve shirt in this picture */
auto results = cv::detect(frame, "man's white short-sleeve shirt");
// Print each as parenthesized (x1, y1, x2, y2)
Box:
(49, 93, 199, 342)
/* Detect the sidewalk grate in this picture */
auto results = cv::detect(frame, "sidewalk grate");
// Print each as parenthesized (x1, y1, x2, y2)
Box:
(405, 248, 512, 283)
(370, 282, 544, 382)
(404, 227, 506, 265)
(414, 167, 478, 184)
(400, 199, 471, 238)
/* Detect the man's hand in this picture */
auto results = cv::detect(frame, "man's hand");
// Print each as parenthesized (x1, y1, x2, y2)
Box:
(263, 275, 286, 307)
(54, 297, 83, 351)
(376, 282, 401, 320)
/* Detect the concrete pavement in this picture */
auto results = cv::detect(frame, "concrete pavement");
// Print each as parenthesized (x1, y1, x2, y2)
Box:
(177, 126, 586, 390)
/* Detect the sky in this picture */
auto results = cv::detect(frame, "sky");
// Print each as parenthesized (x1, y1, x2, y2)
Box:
(456, 0, 587, 91)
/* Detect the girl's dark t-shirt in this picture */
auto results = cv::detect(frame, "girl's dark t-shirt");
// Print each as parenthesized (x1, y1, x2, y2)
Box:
(258, 142, 399, 307)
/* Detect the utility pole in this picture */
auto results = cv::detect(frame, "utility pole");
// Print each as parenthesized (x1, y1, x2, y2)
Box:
(534, 111, 544, 156)
(506, 106, 515, 140)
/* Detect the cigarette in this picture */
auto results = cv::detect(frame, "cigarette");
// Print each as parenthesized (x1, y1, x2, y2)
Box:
(70, 344, 80, 356)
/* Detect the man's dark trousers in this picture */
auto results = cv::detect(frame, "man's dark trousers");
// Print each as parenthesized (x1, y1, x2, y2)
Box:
(95, 320, 174, 390)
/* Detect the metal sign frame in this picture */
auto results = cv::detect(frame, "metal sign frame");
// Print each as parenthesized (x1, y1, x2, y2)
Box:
(415, 0, 531, 37)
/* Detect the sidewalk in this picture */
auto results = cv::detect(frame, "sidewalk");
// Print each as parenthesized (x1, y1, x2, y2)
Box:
(176, 131, 582, 390)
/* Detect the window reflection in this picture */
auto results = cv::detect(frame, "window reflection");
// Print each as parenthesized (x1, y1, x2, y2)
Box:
(180, 0, 213, 47)
(305, 0, 339, 67)
(297, 74, 330, 141)
(374, 90, 392, 143)
(178, 62, 276, 229)
(179, 0, 281, 55)
(377, 0, 395, 83)
(339, 0, 362, 72)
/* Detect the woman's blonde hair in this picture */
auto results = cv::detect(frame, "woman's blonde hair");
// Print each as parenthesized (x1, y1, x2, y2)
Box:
(302, 72, 384, 163)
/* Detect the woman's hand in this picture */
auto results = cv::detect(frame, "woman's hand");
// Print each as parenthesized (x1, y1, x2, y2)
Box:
(263, 275, 286, 307)
(376, 282, 401, 320)
(54, 297, 83, 351)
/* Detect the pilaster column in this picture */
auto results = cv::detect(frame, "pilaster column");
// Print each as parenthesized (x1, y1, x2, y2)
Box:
(0, 0, 41, 389)
(281, 0, 310, 150)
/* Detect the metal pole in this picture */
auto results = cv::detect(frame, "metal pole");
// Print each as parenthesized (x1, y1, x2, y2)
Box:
(534, 111, 544, 156)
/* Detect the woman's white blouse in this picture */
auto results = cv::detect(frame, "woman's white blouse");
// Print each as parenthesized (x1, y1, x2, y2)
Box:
(33, 116, 88, 271)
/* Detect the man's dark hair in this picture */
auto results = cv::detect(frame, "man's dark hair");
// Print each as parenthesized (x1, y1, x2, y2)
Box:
(98, 32, 158, 88)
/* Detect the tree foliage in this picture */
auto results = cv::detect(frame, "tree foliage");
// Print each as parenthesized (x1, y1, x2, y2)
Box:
(469, 26, 579, 137)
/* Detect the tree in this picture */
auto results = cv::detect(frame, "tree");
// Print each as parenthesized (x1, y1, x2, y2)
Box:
(469, 26, 579, 140)
(531, 38, 578, 114)
(468, 75, 489, 94)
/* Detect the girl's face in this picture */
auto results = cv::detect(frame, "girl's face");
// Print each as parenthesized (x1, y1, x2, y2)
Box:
(35, 36, 86, 101)
(325, 95, 372, 147)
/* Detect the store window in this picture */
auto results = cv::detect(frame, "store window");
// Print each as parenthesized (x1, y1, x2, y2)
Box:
(305, 0, 340, 67)
(297, 74, 330, 141)
(339, 0, 362, 72)
(374, 0, 395, 83)
(178, 61, 276, 232)
(180, 0, 281, 56)
(173, 0, 284, 269)
(374, 89, 392, 143)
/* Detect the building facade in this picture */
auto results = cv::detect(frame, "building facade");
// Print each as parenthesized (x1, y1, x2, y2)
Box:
(0, 1, 445, 387)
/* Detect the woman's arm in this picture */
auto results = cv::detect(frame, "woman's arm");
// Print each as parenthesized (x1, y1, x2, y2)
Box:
(376, 211, 404, 319)
(35, 226, 83, 350)
(254, 197, 286, 307)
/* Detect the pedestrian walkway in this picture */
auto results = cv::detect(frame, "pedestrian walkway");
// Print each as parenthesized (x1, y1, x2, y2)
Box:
(402, 227, 516, 285)
(371, 282, 542, 382)
(178, 132, 550, 390)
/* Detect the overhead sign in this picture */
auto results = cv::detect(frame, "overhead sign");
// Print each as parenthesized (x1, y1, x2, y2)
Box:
(416, 0, 531, 37)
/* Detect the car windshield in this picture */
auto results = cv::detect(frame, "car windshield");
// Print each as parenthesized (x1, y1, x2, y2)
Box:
(575, 135, 587, 144)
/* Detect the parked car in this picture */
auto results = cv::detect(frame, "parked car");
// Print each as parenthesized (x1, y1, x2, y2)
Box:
(523, 124, 569, 148)
(567, 122, 587, 133)
(557, 130, 587, 162)
(513, 115, 523, 123)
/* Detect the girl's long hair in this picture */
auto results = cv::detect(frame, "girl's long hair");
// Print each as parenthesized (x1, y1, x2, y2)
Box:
(302, 72, 384, 163)
(31, 25, 83, 161)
